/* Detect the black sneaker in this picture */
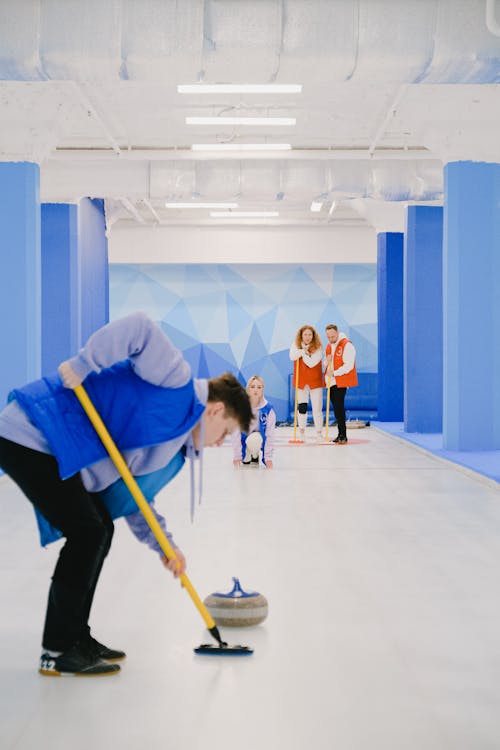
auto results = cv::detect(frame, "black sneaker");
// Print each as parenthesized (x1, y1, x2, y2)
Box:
(336, 436, 348, 444)
(86, 635, 126, 662)
(330, 435, 341, 443)
(39, 642, 121, 677)
(250, 456, 259, 466)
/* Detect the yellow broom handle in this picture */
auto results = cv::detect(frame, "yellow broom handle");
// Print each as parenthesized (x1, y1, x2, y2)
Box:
(292, 360, 300, 440)
(73, 384, 216, 632)
(325, 375, 331, 441)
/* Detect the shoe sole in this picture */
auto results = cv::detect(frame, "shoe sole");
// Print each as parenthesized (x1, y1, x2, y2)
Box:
(39, 669, 120, 676)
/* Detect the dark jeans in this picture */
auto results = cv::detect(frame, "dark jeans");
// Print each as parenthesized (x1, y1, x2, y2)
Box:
(0, 437, 114, 651)
(329, 386, 347, 438)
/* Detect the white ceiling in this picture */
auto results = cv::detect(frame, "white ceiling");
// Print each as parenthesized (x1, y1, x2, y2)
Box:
(0, 0, 499, 235)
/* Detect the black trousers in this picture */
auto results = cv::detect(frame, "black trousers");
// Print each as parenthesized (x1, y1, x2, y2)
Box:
(0, 437, 114, 651)
(329, 386, 347, 438)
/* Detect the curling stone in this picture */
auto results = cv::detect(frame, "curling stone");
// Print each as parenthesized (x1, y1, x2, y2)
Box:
(204, 577, 268, 627)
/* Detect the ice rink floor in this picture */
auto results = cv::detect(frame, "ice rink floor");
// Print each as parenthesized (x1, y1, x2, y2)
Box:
(1, 425, 500, 750)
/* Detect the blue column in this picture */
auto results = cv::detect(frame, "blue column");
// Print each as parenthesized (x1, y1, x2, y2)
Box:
(443, 162, 500, 451)
(404, 206, 443, 433)
(0, 162, 41, 407)
(377, 232, 404, 421)
(41, 198, 109, 374)
(79, 198, 109, 343)
(41, 204, 79, 374)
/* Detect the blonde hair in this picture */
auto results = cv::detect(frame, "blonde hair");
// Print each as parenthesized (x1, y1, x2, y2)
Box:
(294, 325, 322, 353)
(246, 375, 265, 394)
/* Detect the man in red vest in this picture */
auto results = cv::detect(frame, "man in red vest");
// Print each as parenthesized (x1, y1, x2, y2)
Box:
(324, 324, 358, 444)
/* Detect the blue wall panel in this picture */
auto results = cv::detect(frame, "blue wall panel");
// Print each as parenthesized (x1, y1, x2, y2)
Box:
(41, 203, 79, 374)
(109, 263, 378, 422)
(0, 162, 40, 408)
(443, 162, 500, 450)
(377, 233, 404, 421)
(79, 198, 109, 343)
(41, 199, 108, 373)
(404, 206, 443, 432)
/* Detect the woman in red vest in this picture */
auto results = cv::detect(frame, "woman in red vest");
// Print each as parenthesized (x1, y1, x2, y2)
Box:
(289, 325, 324, 441)
(323, 324, 358, 444)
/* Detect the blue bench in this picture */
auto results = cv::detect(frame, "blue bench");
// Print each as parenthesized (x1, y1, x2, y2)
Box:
(288, 372, 378, 423)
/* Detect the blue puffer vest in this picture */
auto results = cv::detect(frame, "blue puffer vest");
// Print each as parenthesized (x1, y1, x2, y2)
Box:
(10, 360, 205, 480)
(36, 449, 187, 547)
(240, 402, 273, 466)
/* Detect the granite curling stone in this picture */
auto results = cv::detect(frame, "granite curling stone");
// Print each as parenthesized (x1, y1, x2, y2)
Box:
(204, 577, 268, 627)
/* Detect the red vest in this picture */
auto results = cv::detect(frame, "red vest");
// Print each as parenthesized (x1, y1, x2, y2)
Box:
(293, 355, 323, 390)
(325, 339, 358, 388)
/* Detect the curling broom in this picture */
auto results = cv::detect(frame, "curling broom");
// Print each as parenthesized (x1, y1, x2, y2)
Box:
(289, 359, 303, 444)
(325, 374, 331, 442)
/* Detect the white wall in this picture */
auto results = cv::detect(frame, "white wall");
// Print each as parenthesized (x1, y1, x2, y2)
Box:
(107, 225, 377, 264)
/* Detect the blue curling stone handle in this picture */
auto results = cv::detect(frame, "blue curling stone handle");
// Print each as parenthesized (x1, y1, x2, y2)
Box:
(212, 577, 259, 599)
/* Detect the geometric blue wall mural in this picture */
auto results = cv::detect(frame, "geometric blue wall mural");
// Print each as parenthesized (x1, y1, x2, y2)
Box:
(110, 263, 378, 422)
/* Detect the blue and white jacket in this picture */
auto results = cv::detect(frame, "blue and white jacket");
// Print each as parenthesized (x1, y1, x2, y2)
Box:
(231, 398, 276, 465)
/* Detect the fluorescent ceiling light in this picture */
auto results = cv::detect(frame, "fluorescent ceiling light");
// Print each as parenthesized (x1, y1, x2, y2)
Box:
(192, 143, 291, 151)
(165, 202, 238, 208)
(178, 84, 302, 94)
(310, 201, 323, 212)
(186, 116, 296, 126)
(210, 211, 279, 218)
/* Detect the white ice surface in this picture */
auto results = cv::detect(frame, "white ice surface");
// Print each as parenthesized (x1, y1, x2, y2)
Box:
(1, 426, 500, 750)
